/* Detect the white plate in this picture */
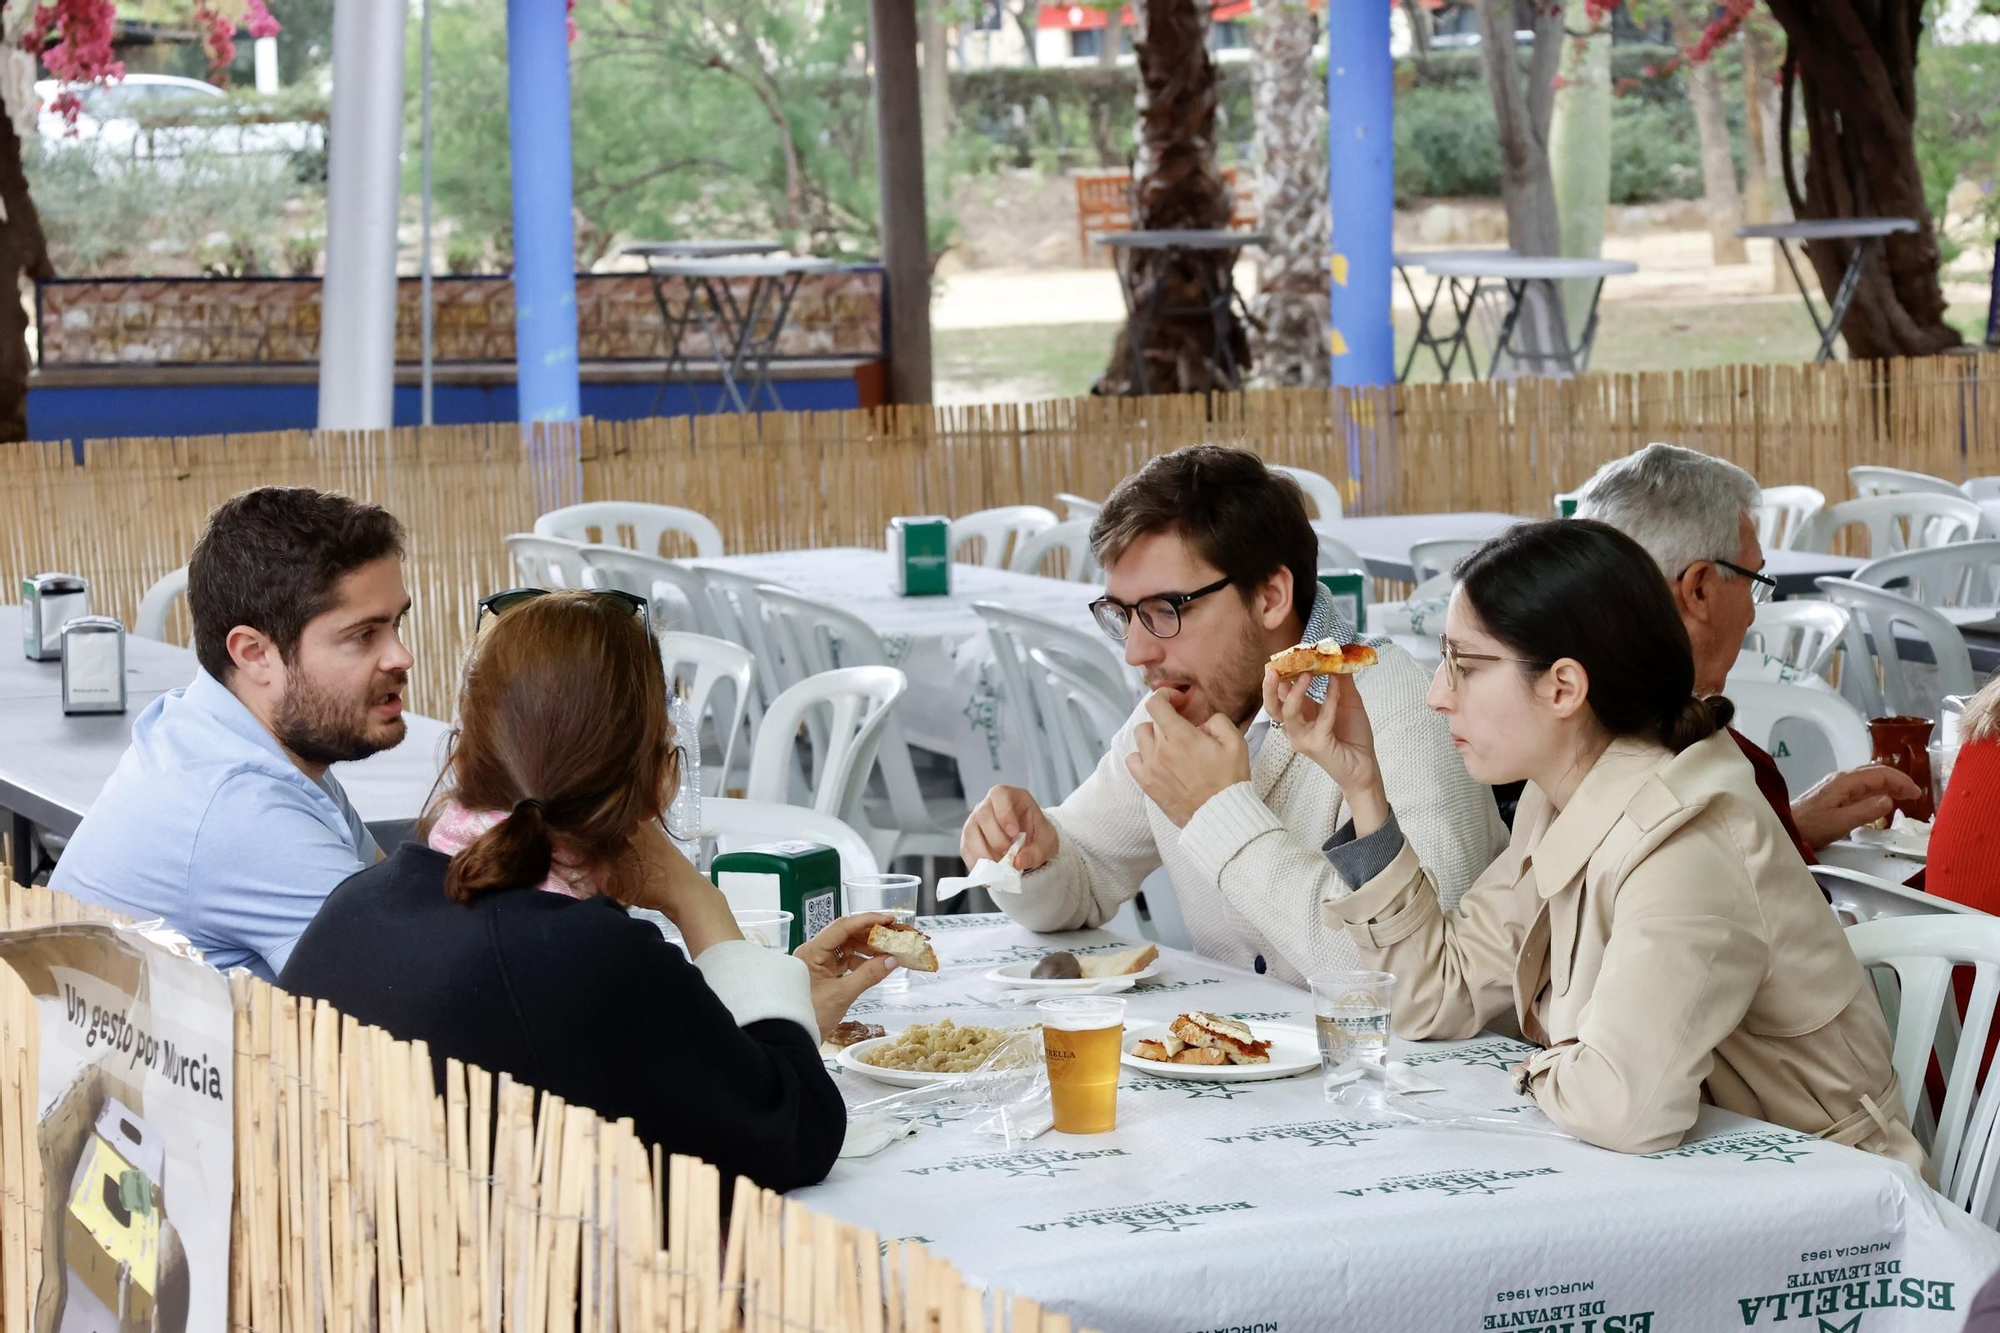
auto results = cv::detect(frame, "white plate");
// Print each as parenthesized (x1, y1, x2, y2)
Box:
(1119, 1022, 1320, 1083)
(835, 1031, 1035, 1088)
(982, 954, 1162, 991)
(1848, 825, 1930, 860)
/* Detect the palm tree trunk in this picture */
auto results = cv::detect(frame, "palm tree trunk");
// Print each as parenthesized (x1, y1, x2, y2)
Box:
(0, 105, 51, 441)
(1247, 0, 1327, 388)
(1095, 0, 1247, 395)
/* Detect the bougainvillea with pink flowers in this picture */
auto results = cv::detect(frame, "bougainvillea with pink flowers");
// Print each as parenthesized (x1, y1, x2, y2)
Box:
(22, 0, 282, 123)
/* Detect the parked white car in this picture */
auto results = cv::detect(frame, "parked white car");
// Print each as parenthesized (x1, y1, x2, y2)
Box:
(36, 73, 319, 160)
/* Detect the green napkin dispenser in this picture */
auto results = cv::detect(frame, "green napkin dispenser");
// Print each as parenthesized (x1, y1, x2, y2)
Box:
(1317, 568, 1367, 635)
(710, 841, 842, 952)
(888, 516, 952, 596)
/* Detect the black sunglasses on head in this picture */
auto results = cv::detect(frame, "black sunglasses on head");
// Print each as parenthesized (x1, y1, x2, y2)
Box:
(476, 586, 652, 631)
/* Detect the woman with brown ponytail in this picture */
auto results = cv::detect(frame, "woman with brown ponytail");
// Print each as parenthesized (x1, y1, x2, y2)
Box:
(280, 590, 894, 1193)
(1272, 520, 1924, 1173)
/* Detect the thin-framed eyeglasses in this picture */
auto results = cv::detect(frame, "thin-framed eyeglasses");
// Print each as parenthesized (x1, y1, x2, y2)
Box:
(1090, 576, 1233, 641)
(1436, 635, 1551, 692)
(1712, 558, 1779, 605)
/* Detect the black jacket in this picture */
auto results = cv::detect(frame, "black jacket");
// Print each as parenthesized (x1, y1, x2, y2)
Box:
(279, 843, 844, 1193)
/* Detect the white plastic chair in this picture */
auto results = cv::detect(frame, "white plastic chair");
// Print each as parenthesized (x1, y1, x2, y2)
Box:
(1055, 493, 1102, 522)
(1852, 541, 2000, 614)
(1816, 577, 1978, 723)
(1753, 485, 1827, 552)
(577, 544, 722, 638)
(1844, 914, 2000, 1224)
(974, 602, 1135, 804)
(1725, 679, 1871, 794)
(1743, 600, 1851, 680)
(949, 505, 1057, 570)
(755, 587, 967, 867)
(744, 666, 906, 829)
(1312, 527, 1367, 577)
(1009, 519, 1100, 583)
(1408, 537, 1485, 586)
(1032, 644, 1134, 799)
(1802, 494, 1984, 556)
(134, 566, 188, 643)
(1848, 465, 1966, 501)
(1269, 464, 1345, 521)
(1964, 477, 2000, 503)
(656, 631, 755, 799)
(702, 796, 881, 881)
(691, 566, 794, 716)
(502, 533, 591, 588)
(1816, 866, 1976, 927)
(534, 501, 725, 560)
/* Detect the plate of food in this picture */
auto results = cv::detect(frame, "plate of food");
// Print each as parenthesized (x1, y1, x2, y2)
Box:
(1847, 812, 1931, 860)
(1120, 1012, 1318, 1083)
(836, 1017, 1040, 1088)
(983, 943, 1161, 991)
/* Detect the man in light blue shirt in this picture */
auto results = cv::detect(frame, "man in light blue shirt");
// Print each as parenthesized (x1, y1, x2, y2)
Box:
(52, 487, 414, 981)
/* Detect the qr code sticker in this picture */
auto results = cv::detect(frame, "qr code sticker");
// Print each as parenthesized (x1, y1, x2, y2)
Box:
(803, 892, 835, 941)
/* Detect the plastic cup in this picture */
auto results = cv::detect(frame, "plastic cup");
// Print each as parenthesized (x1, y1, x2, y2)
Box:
(1037, 997, 1126, 1134)
(845, 874, 921, 993)
(733, 909, 793, 952)
(1310, 971, 1395, 1106)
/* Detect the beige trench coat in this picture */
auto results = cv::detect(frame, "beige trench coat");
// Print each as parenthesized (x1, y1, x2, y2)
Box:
(1325, 731, 1928, 1178)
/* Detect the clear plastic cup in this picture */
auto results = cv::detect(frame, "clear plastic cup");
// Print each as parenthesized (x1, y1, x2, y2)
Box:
(733, 909, 794, 952)
(844, 874, 921, 993)
(1037, 997, 1126, 1134)
(1310, 971, 1395, 1107)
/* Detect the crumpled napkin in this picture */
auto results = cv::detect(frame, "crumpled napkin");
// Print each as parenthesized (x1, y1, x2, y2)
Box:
(939, 832, 1026, 902)
(1321, 1060, 1446, 1096)
(839, 1112, 917, 1158)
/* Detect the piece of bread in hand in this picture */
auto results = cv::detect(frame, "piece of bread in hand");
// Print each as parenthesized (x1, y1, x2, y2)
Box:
(864, 922, 939, 972)
(1077, 943, 1159, 979)
(1268, 638, 1378, 679)
(1168, 1011, 1273, 1065)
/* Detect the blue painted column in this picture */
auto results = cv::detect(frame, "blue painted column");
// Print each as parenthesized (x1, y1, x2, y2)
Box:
(507, 0, 581, 424)
(1325, 0, 1394, 388)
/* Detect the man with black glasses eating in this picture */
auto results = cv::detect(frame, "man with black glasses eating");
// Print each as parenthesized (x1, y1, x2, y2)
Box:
(960, 446, 1505, 986)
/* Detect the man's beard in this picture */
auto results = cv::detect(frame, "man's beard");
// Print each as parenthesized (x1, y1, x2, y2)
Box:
(273, 664, 407, 767)
(1150, 633, 1269, 729)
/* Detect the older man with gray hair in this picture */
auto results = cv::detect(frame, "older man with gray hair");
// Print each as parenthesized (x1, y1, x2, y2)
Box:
(1576, 442, 1918, 858)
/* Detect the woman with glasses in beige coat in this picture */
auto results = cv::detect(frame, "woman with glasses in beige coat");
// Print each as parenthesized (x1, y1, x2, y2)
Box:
(1270, 519, 1925, 1177)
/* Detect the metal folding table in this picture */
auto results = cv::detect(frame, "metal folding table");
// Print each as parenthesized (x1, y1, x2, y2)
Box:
(1421, 254, 1637, 380)
(621, 242, 834, 413)
(1392, 248, 1512, 382)
(1736, 218, 1918, 362)
(1097, 229, 1270, 395)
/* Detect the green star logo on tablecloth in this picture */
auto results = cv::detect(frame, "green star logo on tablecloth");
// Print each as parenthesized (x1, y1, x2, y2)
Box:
(961, 662, 1003, 768)
(1438, 1180, 1514, 1197)
(1296, 1124, 1383, 1149)
(998, 1161, 1081, 1180)
(1739, 1143, 1815, 1165)
(1126, 1077, 1252, 1100)
(1121, 1216, 1206, 1234)
(1400, 1037, 1538, 1072)
(1817, 1317, 1862, 1333)
(1645, 1130, 1818, 1165)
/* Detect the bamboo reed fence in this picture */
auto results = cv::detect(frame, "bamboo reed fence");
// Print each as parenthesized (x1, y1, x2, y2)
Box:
(0, 875, 1090, 1332)
(6, 358, 2000, 717)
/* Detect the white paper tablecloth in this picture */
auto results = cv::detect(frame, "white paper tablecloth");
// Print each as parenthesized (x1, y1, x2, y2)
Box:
(795, 914, 2000, 1333)
(675, 549, 1113, 793)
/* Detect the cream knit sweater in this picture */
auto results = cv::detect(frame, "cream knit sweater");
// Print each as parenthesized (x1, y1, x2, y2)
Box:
(1000, 640, 1508, 987)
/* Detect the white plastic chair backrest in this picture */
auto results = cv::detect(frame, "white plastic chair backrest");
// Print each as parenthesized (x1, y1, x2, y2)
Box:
(745, 666, 906, 824)
(1055, 493, 1102, 522)
(656, 631, 755, 799)
(577, 545, 722, 637)
(1031, 645, 1132, 799)
(1815, 577, 1977, 722)
(534, 501, 725, 560)
(1743, 600, 1850, 680)
(1312, 527, 1367, 577)
(1408, 538, 1485, 586)
(1724, 680, 1870, 793)
(134, 566, 189, 643)
(691, 566, 791, 709)
(1853, 541, 2000, 612)
(502, 533, 591, 588)
(1843, 914, 2000, 1223)
(1753, 485, 1826, 552)
(1848, 465, 1965, 501)
(972, 601, 1134, 803)
(1805, 494, 1983, 556)
(949, 505, 1058, 570)
(1269, 464, 1345, 521)
(1009, 519, 1100, 582)
(1816, 866, 1977, 927)
(1964, 477, 2000, 503)
(702, 797, 881, 880)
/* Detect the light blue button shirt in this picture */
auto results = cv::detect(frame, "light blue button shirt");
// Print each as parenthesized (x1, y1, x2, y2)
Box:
(50, 669, 380, 982)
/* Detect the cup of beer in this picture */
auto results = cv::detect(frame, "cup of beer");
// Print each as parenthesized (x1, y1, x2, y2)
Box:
(1037, 997, 1126, 1134)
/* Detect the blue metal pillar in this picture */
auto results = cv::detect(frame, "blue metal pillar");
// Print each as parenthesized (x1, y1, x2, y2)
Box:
(1325, 0, 1394, 388)
(507, 0, 581, 424)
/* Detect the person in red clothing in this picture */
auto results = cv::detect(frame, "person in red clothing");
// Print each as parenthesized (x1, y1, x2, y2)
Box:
(1928, 676, 2000, 913)
(1576, 444, 1920, 860)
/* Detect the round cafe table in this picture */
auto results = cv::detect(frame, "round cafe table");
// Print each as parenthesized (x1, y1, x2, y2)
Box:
(1421, 254, 1638, 381)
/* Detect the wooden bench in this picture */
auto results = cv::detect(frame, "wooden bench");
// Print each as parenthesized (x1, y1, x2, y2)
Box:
(1072, 167, 1260, 265)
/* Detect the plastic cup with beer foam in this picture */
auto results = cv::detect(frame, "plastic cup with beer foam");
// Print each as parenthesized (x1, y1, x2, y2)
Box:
(1037, 996, 1127, 1134)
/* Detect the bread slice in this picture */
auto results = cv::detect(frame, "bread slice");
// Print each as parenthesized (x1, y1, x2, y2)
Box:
(864, 922, 939, 972)
(1268, 639, 1378, 679)
(1170, 1047, 1229, 1066)
(1076, 943, 1159, 979)
(1130, 1039, 1174, 1062)
(1168, 1011, 1272, 1065)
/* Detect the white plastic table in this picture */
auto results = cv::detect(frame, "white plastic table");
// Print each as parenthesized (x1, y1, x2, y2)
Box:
(1736, 218, 1917, 362)
(1422, 254, 1639, 380)
(624, 250, 841, 413)
(0, 607, 450, 883)
(795, 913, 2000, 1332)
